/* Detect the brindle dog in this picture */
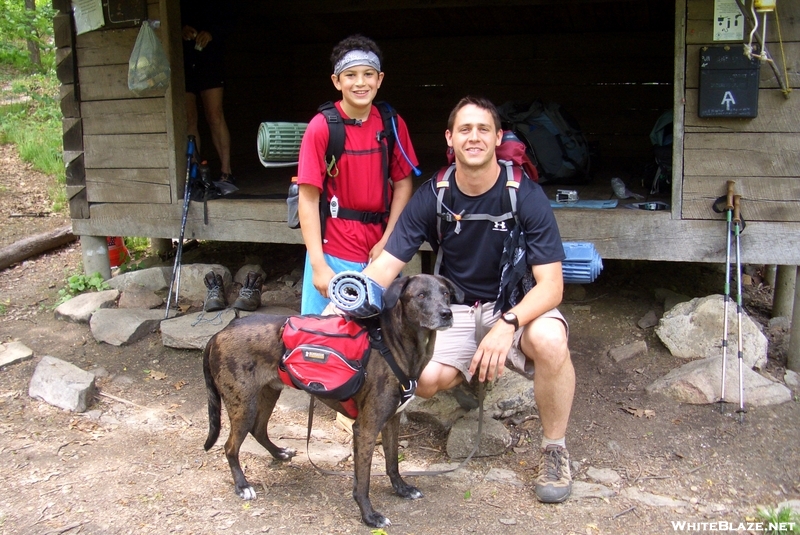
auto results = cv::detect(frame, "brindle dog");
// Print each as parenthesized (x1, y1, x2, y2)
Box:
(203, 274, 462, 528)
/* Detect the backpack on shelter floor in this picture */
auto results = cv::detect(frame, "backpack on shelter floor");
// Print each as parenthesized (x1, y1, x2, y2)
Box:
(498, 100, 590, 184)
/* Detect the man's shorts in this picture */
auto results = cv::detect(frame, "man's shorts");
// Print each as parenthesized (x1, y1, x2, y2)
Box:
(184, 46, 226, 95)
(431, 301, 568, 382)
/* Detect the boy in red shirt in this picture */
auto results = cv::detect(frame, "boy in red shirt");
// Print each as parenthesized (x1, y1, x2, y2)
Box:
(296, 35, 418, 314)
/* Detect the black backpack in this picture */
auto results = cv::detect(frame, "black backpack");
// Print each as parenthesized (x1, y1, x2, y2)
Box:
(498, 100, 591, 184)
(316, 101, 397, 237)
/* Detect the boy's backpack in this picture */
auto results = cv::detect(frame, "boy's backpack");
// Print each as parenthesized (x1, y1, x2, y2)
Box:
(316, 101, 397, 237)
(498, 100, 590, 184)
(279, 314, 371, 418)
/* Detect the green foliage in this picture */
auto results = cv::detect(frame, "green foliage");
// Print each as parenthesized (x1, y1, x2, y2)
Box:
(118, 237, 151, 273)
(0, 0, 57, 72)
(56, 272, 110, 305)
(756, 505, 800, 534)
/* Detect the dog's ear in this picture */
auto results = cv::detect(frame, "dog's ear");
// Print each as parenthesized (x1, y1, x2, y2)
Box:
(383, 276, 409, 310)
(436, 275, 464, 304)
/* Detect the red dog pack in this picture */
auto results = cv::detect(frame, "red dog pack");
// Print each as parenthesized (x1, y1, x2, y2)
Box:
(279, 315, 370, 413)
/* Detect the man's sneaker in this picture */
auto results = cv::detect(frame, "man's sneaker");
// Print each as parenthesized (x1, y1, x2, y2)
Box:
(233, 271, 263, 311)
(534, 444, 572, 503)
(203, 271, 227, 312)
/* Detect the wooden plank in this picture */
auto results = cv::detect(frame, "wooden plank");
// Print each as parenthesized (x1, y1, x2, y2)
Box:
(62, 117, 83, 152)
(85, 168, 169, 185)
(78, 65, 136, 101)
(673, 0, 687, 219)
(59, 84, 80, 118)
(87, 178, 171, 204)
(681, 176, 800, 221)
(70, 200, 800, 265)
(685, 89, 800, 132)
(81, 99, 166, 134)
(684, 133, 800, 177)
(162, 0, 188, 208)
(83, 134, 168, 168)
(67, 186, 89, 219)
(52, 0, 71, 13)
(686, 43, 800, 89)
(76, 28, 139, 67)
(65, 153, 85, 187)
(53, 12, 73, 48)
(56, 47, 74, 84)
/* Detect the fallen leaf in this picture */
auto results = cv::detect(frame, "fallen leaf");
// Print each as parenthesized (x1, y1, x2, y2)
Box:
(149, 370, 167, 381)
(173, 380, 187, 390)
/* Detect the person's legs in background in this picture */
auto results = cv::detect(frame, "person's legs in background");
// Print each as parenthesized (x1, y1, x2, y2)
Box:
(200, 87, 232, 179)
(185, 91, 201, 155)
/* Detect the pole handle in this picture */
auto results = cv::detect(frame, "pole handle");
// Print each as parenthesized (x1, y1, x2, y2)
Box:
(733, 195, 742, 224)
(726, 180, 736, 211)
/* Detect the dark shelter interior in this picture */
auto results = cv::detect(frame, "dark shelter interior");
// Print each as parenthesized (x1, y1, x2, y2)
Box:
(191, 0, 676, 203)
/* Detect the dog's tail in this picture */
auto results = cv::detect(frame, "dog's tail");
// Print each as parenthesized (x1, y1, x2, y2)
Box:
(203, 343, 222, 451)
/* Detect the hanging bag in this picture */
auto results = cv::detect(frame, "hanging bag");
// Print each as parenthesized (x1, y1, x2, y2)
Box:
(128, 20, 171, 96)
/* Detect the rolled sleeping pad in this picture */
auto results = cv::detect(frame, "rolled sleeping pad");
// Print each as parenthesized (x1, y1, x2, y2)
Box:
(257, 122, 308, 168)
(328, 271, 385, 318)
(562, 242, 603, 284)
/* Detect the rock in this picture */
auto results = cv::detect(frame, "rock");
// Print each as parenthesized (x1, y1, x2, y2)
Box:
(106, 266, 170, 292)
(655, 295, 767, 368)
(563, 284, 586, 302)
(233, 264, 266, 285)
(160, 309, 238, 350)
(54, 289, 119, 323)
(637, 310, 659, 329)
(172, 264, 231, 302)
(445, 412, 511, 459)
(571, 481, 617, 500)
(90, 309, 171, 346)
(784, 369, 800, 390)
(483, 468, 524, 486)
(621, 487, 689, 507)
(274, 388, 312, 413)
(118, 284, 163, 309)
(646, 356, 792, 406)
(586, 466, 622, 485)
(29, 356, 96, 412)
(655, 288, 692, 312)
(0, 341, 34, 367)
(484, 372, 537, 419)
(406, 391, 467, 432)
(250, 305, 299, 316)
(608, 341, 648, 363)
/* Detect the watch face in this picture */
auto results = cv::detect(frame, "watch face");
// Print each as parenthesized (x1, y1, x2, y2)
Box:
(503, 313, 518, 328)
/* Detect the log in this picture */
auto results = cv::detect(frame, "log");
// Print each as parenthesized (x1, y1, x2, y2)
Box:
(0, 225, 77, 271)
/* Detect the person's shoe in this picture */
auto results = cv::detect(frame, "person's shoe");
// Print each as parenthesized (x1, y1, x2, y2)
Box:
(219, 172, 235, 184)
(203, 271, 227, 312)
(233, 271, 263, 311)
(534, 444, 572, 503)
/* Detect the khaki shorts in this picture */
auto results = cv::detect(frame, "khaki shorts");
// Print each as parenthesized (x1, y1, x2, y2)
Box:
(431, 301, 568, 382)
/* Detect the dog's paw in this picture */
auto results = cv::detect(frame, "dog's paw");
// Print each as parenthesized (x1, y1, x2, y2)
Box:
(396, 485, 423, 500)
(363, 512, 391, 528)
(236, 485, 257, 500)
(273, 447, 296, 461)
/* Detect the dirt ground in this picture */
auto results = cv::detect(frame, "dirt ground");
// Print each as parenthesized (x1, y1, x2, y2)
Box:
(1, 142, 799, 535)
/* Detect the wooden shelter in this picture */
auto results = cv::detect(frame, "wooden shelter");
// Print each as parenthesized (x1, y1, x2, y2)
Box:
(53, 0, 800, 267)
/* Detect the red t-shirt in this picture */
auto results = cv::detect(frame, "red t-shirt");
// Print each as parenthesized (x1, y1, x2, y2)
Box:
(297, 101, 418, 262)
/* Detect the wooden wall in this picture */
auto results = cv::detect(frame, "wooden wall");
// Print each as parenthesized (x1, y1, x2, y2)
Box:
(683, 0, 800, 222)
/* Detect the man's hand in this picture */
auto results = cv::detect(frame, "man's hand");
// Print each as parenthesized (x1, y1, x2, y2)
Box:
(468, 320, 516, 382)
(182, 25, 198, 40)
(195, 31, 213, 48)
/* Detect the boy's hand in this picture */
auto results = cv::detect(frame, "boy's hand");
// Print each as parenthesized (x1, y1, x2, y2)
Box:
(368, 238, 387, 262)
(469, 321, 515, 382)
(312, 264, 336, 299)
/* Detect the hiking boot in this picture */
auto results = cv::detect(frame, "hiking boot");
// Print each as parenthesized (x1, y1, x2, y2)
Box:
(233, 271, 263, 311)
(203, 271, 227, 312)
(534, 445, 572, 503)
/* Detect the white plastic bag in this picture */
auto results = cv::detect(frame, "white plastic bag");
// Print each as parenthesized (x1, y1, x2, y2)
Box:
(128, 21, 171, 96)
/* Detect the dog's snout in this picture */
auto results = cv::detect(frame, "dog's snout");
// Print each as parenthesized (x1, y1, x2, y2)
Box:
(440, 308, 452, 321)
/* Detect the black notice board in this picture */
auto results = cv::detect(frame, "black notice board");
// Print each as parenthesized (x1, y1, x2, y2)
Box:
(103, 0, 147, 29)
(698, 45, 760, 118)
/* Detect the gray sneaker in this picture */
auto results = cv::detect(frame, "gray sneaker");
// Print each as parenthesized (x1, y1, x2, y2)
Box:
(534, 444, 572, 503)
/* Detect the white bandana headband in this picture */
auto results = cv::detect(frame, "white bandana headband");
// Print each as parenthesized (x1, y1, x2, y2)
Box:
(333, 50, 381, 76)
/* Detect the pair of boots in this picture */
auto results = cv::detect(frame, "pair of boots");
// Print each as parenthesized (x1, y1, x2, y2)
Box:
(203, 271, 262, 312)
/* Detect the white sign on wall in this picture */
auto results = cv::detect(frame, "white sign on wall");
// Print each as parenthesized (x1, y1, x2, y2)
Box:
(714, 0, 745, 41)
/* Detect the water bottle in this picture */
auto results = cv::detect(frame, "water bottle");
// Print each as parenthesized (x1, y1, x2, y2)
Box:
(287, 177, 300, 229)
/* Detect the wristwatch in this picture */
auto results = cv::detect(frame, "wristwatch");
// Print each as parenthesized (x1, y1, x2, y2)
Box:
(501, 312, 519, 330)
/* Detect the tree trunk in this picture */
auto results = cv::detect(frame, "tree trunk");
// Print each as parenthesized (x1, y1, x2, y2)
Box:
(0, 225, 76, 271)
(24, 0, 41, 68)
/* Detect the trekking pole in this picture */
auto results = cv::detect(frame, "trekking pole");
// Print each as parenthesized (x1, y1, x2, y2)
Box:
(718, 180, 735, 413)
(733, 195, 746, 423)
(165, 136, 197, 319)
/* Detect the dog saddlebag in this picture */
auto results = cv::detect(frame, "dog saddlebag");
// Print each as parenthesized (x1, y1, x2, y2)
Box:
(279, 315, 370, 400)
